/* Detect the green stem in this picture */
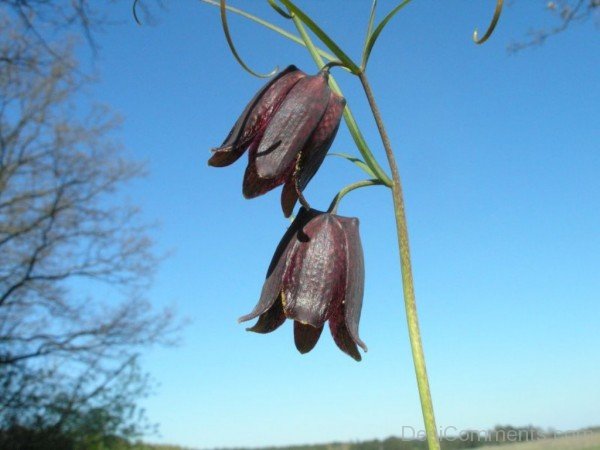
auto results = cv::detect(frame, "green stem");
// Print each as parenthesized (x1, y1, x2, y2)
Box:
(290, 14, 392, 187)
(358, 72, 441, 450)
(328, 179, 383, 213)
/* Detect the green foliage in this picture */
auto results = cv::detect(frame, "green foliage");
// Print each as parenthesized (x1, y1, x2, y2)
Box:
(0, 427, 193, 450)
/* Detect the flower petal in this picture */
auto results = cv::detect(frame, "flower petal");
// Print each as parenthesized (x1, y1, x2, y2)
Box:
(246, 295, 286, 334)
(328, 312, 362, 361)
(279, 155, 302, 218)
(294, 321, 323, 354)
(281, 92, 346, 214)
(297, 91, 345, 191)
(242, 142, 293, 199)
(254, 74, 330, 180)
(238, 208, 315, 324)
(328, 216, 366, 361)
(209, 65, 304, 167)
(282, 212, 346, 327)
(340, 217, 367, 352)
(208, 141, 249, 168)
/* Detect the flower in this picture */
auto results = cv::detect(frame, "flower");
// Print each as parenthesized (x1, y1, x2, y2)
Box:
(208, 66, 346, 217)
(239, 208, 367, 361)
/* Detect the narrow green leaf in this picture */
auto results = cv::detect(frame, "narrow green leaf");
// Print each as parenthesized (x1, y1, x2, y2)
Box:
(133, 0, 142, 25)
(267, 0, 292, 19)
(219, 0, 277, 78)
(363, 0, 412, 68)
(279, 0, 361, 74)
(199, 0, 336, 62)
(328, 179, 385, 213)
(361, 0, 378, 67)
(328, 153, 376, 178)
(473, 0, 504, 44)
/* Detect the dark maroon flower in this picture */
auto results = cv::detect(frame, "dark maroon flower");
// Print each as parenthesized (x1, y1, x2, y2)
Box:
(239, 208, 367, 361)
(208, 66, 345, 217)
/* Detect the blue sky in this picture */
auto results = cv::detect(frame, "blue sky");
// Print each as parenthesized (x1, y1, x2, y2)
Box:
(80, 1, 599, 448)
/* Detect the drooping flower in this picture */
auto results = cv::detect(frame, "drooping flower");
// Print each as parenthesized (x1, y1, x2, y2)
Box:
(208, 66, 345, 217)
(239, 208, 367, 361)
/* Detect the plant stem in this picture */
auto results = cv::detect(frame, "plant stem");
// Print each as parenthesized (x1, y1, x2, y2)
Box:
(358, 72, 441, 450)
(328, 179, 383, 214)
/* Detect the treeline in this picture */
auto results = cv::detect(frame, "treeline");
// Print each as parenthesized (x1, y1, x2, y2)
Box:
(0, 426, 194, 450)
(2, 423, 597, 450)
(221, 425, 600, 450)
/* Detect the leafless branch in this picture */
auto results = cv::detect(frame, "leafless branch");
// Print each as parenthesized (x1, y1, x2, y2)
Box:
(509, 0, 599, 51)
(0, 14, 178, 440)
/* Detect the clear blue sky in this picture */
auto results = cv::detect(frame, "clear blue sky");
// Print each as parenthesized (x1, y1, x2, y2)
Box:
(82, 1, 599, 448)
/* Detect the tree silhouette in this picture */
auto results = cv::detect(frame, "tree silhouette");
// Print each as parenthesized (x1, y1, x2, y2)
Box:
(0, 6, 176, 447)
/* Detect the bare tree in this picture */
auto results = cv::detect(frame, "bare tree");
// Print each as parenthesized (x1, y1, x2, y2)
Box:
(0, 9, 175, 445)
(510, 0, 599, 51)
(0, 0, 104, 52)
(0, 0, 164, 59)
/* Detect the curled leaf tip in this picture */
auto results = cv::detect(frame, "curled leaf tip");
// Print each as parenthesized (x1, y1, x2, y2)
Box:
(473, 0, 504, 45)
(220, 0, 278, 78)
(133, 0, 142, 26)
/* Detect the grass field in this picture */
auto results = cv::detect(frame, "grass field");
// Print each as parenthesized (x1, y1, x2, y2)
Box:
(473, 433, 600, 450)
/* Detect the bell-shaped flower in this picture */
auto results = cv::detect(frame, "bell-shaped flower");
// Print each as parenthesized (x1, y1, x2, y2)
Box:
(239, 208, 367, 361)
(209, 66, 345, 217)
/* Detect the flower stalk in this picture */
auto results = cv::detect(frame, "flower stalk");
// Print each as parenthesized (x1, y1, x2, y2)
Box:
(328, 179, 382, 214)
(205, 2, 503, 449)
(290, 7, 440, 449)
(358, 71, 440, 450)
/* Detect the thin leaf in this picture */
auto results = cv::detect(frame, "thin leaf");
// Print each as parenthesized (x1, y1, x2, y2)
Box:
(200, 0, 336, 62)
(361, 0, 378, 67)
(279, 0, 361, 74)
(133, 0, 142, 25)
(219, 0, 277, 78)
(268, 0, 292, 19)
(473, 0, 504, 44)
(328, 179, 385, 213)
(363, 0, 412, 68)
(328, 153, 376, 178)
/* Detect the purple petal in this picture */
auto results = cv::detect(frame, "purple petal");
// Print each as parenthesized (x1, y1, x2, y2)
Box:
(326, 215, 366, 361)
(282, 92, 345, 214)
(338, 216, 367, 353)
(238, 208, 315, 324)
(328, 310, 362, 361)
(243, 141, 293, 199)
(280, 165, 300, 218)
(208, 141, 249, 168)
(209, 66, 304, 167)
(294, 321, 324, 354)
(297, 91, 345, 191)
(254, 74, 330, 180)
(281, 212, 346, 327)
(246, 295, 286, 334)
